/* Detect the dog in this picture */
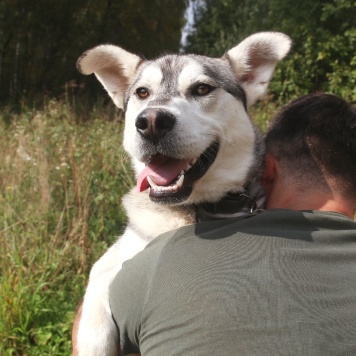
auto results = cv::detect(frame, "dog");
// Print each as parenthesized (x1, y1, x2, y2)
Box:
(75, 32, 291, 355)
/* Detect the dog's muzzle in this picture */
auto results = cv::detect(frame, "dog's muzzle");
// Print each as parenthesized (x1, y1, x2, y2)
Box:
(134, 108, 220, 205)
(137, 141, 220, 205)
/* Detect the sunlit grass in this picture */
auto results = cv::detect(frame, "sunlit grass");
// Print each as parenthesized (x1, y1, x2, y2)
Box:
(0, 100, 134, 355)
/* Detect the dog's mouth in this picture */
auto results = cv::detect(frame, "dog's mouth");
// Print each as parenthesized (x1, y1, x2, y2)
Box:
(137, 141, 220, 204)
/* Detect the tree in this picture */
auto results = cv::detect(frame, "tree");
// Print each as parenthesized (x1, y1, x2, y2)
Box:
(185, 0, 356, 102)
(0, 0, 186, 107)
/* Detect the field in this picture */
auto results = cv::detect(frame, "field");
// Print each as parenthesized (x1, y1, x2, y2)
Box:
(0, 98, 277, 355)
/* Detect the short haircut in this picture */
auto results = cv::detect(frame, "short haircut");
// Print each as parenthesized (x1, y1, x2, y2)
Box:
(265, 93, 356, 200)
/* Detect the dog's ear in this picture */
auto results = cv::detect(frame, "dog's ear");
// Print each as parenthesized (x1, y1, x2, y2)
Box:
(225, 32, 291, 108)
(77, 45, 143, 109)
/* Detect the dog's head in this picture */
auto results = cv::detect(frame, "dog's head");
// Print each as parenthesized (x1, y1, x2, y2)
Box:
(78, 32, 291, 205)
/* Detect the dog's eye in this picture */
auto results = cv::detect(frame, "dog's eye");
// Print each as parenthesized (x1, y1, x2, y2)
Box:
(136, 87, 150, 99)
(193, 84, 214, 96)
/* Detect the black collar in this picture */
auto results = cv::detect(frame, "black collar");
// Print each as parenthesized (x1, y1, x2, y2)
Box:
(195, 182, 266, 222)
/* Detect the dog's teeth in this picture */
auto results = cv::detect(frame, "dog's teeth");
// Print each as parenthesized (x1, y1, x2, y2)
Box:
(190, 158, 198, 166)
(147, 173, 184, 193)
(147, 176, 156, 187)
(176, 174, 185, 188)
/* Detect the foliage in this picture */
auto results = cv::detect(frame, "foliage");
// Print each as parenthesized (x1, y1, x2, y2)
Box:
(185, 0, 356, 102)
(0, 100, 134, 355)
(0, 0, 186, 107)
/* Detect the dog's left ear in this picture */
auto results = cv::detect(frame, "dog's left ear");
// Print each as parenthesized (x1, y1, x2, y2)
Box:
(77, 45, 143, 109)
(225, 32, 292, 108)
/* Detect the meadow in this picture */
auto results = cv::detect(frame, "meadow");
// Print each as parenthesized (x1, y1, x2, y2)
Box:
(0, 98, 277, 355)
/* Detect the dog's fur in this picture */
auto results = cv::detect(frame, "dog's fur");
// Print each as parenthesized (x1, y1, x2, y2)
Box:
(75, 32, 291, 355)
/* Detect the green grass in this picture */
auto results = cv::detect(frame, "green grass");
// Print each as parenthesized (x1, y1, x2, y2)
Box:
(0, 98, 277, 355)
(0, 100, 134, 355)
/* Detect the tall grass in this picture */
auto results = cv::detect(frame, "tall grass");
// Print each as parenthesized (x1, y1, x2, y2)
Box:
(0, 100, 134, 355)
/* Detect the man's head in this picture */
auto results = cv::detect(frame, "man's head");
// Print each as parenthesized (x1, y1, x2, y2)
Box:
(263, 93, 356, 215)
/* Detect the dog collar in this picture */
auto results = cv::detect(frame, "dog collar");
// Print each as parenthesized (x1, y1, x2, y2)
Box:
(196, 181, 266, 222)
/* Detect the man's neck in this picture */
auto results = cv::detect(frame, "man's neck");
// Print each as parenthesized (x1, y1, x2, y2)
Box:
(267, 188, 355, 219)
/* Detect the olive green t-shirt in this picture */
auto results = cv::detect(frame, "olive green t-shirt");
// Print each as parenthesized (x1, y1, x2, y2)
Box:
(109, 209, 356, 355)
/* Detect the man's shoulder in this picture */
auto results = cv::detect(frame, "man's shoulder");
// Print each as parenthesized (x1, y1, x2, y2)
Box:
(119, 209, 356, 274)
(145, 209, 356, 251)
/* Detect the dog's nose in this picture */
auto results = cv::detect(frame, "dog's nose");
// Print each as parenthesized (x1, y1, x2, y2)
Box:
(136, 109, 176, 143)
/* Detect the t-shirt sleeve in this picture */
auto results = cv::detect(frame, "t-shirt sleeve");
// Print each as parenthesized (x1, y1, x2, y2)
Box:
(109, 231, 173, 354)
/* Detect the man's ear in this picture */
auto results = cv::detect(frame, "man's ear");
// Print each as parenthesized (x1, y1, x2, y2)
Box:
(262, 153, 278, 195)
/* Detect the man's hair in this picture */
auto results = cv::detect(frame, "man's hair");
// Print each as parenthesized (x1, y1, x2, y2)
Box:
(265, 93, 356, 199)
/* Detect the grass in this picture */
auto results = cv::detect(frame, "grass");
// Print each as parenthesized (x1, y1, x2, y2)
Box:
(0, 100, 134, 355)
(0, 98, 277, 355)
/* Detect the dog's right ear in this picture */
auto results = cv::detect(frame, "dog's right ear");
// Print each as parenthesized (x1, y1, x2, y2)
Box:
(77, 45, 143, 109)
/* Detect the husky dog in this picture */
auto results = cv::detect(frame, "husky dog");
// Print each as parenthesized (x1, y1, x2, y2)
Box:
(75, 32, 291, 355)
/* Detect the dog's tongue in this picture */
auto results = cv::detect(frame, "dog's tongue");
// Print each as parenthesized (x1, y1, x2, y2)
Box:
(137, 155, 190, 192)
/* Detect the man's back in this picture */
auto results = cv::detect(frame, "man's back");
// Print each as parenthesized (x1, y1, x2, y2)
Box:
(110, 209, 356, 355)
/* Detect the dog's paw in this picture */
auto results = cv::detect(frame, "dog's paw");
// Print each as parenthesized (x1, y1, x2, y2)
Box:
(77, 308, 119, 356)
(77, 326, 119, 356)
(77, 281, 119, 356)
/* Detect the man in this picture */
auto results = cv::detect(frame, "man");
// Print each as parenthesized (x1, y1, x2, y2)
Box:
(107, 93, 356, 355)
